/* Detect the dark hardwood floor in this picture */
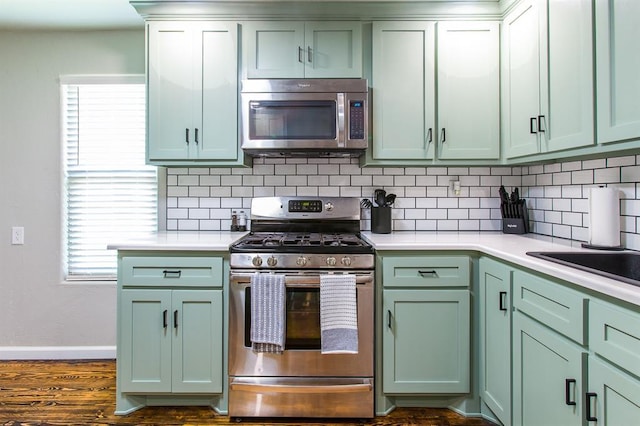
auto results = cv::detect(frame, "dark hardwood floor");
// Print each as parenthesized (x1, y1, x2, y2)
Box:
(0, 360, 495, 425)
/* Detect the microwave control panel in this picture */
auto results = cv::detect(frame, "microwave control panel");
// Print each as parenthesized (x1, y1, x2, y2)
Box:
(349, 101, 366, 140)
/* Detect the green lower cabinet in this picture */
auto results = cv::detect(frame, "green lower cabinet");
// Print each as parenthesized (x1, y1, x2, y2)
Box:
(513, 312, 586, 426)
(382, 289, 470, 394)
(588, 356, 640, 425)
(120, 289, 223, 394)
(479, 257, 512, 426)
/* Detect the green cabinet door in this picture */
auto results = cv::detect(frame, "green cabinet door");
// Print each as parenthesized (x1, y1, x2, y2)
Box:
(198, 24, 239, 160)
(382, 289, 470, 394)
(595, 0, 640, 144)
(588, 357, 640, 425)
(437, 21, 500, 160)
(542, 0, 594, 152)
(243, 21, 362, 78)
(513, 312, 585, 426)
(371, 21, 436, 161)
(304, 22, 362, 78)
(147, 22, 194, 161)
(147, 21, 239, 164)
(120, 289, 173, 393)
(503, 0, 542, 158)
(243, 21, 305, 78)
(119, 289, 223, 394)
(479, 258, 512, 426)
(172, 290, 223, 393)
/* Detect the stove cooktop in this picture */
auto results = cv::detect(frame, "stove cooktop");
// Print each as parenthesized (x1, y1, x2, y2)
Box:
(230, 232, 373, 254)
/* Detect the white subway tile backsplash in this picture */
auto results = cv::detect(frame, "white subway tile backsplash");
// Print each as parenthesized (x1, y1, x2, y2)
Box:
(162, 155, 640, 248)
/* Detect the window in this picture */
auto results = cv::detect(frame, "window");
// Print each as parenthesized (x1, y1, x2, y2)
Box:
(61, 75, 157, 280)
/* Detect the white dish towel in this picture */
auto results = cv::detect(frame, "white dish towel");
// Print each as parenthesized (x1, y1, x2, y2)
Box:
(320, 273, 358, 354)
(250, 273, 286, 354)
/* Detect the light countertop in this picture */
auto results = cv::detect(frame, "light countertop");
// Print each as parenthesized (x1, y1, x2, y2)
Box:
(362, 231, 640, 307)
(109, 230, 640, 307)
(107, 231, 248, 251)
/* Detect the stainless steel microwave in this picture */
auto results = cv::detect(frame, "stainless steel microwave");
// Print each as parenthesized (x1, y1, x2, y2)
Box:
(240, 79, 368, 157)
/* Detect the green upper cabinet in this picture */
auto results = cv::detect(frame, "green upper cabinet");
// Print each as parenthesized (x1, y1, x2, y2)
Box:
(595, 0, 640, 144)
(503, 0, 594, 159)
(369, 20, 499, 164)
(370, 22, 436, 161)
(242, 21, 362, 79)
(147, 21, 242, 165)
(436, 21, 500, 160)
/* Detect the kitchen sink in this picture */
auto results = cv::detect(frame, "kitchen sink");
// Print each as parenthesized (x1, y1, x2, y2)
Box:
(526, 251, 640, 287)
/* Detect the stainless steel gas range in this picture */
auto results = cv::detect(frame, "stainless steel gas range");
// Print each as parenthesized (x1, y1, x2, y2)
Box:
(228, 196, 375, 419)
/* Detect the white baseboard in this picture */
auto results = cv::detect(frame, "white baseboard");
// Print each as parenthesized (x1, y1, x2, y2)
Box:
(0, 346, 116, 360)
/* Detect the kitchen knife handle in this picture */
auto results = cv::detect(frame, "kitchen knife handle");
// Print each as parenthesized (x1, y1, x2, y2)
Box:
(565, 379, 576, 406)
(185, 128, 189, 144)
(174, 310, 178, 329)
(586, 392, 597, 422)
(163, 310, 168, 328)
(530, 117, 538, 134)
(499, 291, 508, 311)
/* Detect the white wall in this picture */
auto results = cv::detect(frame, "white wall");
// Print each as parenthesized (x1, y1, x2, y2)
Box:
(0, 30, 144, 356)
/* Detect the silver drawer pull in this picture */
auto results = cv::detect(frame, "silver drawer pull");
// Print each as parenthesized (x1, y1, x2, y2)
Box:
(418, 270, 438, 277)
(163, 269, 182, 278)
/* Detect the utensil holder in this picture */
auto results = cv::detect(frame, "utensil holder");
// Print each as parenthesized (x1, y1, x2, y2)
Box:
(372, 206, 392, 234)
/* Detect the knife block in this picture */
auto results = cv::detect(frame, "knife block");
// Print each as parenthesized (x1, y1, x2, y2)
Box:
(502, 218, 527, 234)
(371, 206, 392, 234)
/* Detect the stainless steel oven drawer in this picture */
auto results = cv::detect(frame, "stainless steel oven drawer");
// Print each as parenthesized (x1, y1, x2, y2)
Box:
(229, 377, 374, 418)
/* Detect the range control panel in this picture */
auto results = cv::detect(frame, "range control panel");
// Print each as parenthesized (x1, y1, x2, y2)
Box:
(288, 199, 323, 213)
(349, 100, 366, 140)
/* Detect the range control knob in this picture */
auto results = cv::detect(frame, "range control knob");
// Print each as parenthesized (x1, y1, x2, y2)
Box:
(324, 202, 334, 211)
(252, 256, 263, 267)
(341, 257, 352, 267)
(326, 256, 337, 266)
(267, 256, 278, 267)
(296, 256, 308, 267)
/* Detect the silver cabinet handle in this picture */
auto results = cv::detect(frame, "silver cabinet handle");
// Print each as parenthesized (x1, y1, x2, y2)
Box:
(307, 46, 312, 63)
(418, 270, 437, 277)
(298, 46, 303, 63)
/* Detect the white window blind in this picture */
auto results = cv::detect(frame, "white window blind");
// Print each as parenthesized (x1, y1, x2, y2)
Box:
(62, 77, 157, 280)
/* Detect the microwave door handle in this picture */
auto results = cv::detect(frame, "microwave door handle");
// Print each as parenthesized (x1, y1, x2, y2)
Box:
(337, 93, 346, 147)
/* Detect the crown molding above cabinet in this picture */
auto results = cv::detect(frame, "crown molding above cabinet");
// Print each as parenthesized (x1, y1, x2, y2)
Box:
(129, 1, 508, 21)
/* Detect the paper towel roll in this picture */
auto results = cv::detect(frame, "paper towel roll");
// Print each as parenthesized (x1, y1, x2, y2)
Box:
(588, 186, 621, 248)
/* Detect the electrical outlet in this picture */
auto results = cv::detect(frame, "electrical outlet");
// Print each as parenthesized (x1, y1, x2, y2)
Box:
(11, 227, 24, 245)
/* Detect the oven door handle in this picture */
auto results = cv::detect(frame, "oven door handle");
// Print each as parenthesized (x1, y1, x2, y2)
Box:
(230, 272, 374, 286)
(230, 379, 372, 394)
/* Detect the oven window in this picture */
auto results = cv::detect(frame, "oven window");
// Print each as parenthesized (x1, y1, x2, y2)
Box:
(245, 287, 321, 350)
(249, 101, 337, 140)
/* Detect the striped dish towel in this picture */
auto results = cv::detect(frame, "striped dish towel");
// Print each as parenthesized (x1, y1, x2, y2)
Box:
(320, 273, 358, 354)
(250, 273, 285, 354)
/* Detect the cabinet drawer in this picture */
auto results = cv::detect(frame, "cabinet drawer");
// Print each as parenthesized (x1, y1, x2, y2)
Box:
(120, 256, 224, 287)
(513, 270, 586, 344)
(382, 255, 470, 288)
(590, 300, 640, 379)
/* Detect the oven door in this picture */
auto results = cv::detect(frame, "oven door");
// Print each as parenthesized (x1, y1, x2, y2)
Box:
(228, 270, 374, 378)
